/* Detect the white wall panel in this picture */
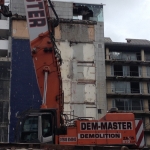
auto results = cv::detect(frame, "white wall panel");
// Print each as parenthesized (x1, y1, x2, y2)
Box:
(83, 44, 94, 61)
(57, 42, 73, 60)
(86, 107, 97, 119)
(63, 81, 71, 103)
(56, 41, 96, 119)
(85, 84, 96, 103)
(61, 60, 71, 80)
(77, 66, 95, 80)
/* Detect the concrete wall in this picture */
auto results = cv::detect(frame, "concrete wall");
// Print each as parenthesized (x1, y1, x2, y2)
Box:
(56, 41, 96, 118)
(10, 0, 26, 16)
(49, 1, 72, 19)
(12, 21, 29, 39)
(11, 19, 105, 120)
(94, 22, 106, 119)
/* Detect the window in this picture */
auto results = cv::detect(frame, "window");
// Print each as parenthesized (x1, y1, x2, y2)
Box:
(110, 52, 138, 61)
(112, 82, 130, 93)
(132, 100, 142, 110)
(114, 99, 129, 110)
(114, 99, 143, 111)
(145, 54, 150, 61)
(147, 67, 150, 76)
(148, 100, 150, 111)
(21, 116, 38, 142)
(112, 65, 140, 77)
(110, 52, 122, 60)
(0, 101, 9, 122)
(42, 114, 52, 137)
(130, 82, 140, 93)
(147, 83, 150, 93)
(114, 65, 123, 76)
(130, 66, 139, 77)
(73, 3, 103, 22)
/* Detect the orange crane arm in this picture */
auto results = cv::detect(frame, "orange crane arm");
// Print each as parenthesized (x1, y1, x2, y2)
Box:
(24, 0, 64, 127)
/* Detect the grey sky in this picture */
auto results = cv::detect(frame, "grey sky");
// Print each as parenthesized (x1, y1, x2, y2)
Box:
(53, 0, 150, 42)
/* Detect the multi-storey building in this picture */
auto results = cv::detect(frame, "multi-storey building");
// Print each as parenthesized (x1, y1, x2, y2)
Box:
(0, 6, 11, 142)
(105, 38, 150, 147)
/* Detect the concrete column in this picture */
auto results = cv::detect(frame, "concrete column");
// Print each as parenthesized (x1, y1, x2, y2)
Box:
(143, 99, 149, 112)
(145, 117, 150, 133)
(141, 49, 145, 61)
(107, 81, 112, 93)
(107, 98, 113, 110)
(106, 65, 111, 76)
(143, 82, 148, 94)
(142, 66, 147, 78)
(94, 22, 107, 119)
(106, 48, 109, 60)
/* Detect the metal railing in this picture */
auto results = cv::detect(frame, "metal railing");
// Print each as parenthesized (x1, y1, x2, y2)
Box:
(113, 71, 140, 77)
(114, 106, 143, 111)
(108, 88, 147, 94)
(107, 53, 141, 61)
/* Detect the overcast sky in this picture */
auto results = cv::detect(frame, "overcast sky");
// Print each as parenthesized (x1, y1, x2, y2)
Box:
(53, 0, 150, 42)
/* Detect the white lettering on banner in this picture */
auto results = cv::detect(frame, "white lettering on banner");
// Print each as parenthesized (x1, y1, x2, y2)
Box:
(59, 137, 77, 142)
(80, 122, 133, 130)
(78, 133, 121, 139)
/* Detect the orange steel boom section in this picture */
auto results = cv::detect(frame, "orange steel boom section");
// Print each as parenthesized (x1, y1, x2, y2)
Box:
(24, 0, 63, 127)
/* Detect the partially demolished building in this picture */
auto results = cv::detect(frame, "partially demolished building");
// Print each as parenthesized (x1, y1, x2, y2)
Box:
(9, 0, 106, 142)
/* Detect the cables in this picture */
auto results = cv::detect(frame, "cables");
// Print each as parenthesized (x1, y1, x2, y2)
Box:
(47, 0, 62, 65)
(48, 0, 59, 28)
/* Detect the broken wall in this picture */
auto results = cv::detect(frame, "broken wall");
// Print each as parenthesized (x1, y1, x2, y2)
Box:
(57, 42, 96, 118)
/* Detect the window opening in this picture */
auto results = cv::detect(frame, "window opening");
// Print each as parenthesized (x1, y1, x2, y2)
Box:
(148, 100, 150, 111)
(21, 116, 38, 142)
(73, 3, 103, 21)
(110, 52, 122, 60)
(147, 83, 150, 93)
(131, 82, 140, 93)
(130, 66, 139, 76)
(114, 65, 123, 76)
(145, 53, 150, 61)
(114, 99, 143, 111)
(136, 52, 141, 61)
(132, 99, 142, 110)
(42, 114, 52, 137)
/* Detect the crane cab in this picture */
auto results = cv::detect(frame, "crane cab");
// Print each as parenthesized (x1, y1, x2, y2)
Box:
(18, 109, 67, 143)
(21, 113, 53, 143)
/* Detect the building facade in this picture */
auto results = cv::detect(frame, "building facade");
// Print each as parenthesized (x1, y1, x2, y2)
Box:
(0, 10, 11, 142)
(105, 38, 150, 147)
